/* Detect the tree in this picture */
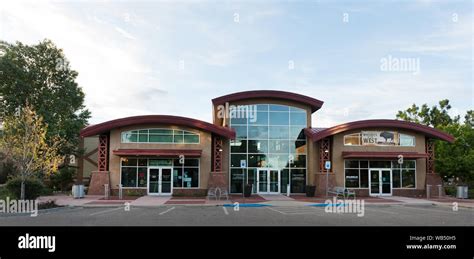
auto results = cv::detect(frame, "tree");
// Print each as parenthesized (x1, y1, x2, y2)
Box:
(0, 105, 63, 200)
(0, 39, 90, 157)
(396, 100, 474, 182)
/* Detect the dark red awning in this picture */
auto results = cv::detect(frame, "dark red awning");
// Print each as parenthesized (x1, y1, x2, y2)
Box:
(342, 151, 428, 159)
(113, 149, 202, 157)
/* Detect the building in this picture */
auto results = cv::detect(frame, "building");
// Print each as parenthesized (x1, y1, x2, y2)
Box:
(79, 90, 454, 197)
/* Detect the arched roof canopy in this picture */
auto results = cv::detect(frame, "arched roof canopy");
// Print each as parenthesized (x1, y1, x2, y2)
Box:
(304, 119, 454, 143)
(80, 115, 236, 139)
(212, 90, 324, 113)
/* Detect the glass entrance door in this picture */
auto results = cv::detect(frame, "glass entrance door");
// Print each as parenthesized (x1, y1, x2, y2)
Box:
(369, 169, 392, 196)
(148, 167, 173, 195)
(257, 169, 280, 194)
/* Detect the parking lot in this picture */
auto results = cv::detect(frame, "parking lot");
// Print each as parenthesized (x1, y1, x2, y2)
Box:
(0, 204, 472, 226)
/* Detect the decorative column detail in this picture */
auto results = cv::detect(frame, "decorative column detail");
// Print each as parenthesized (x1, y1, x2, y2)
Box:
(319, 137, 331, 172)
(98, 134, 108, 172)
(213, 136, 224, 172)
(426, 138, 435, 174)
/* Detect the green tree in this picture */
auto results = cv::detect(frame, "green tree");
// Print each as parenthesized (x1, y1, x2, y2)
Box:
(0, 39, 90, 157)
(0, 105, 63, 200)
(396, 100, 474, 182)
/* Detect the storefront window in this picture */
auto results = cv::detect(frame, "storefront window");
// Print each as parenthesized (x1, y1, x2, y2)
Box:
(120, 158, 199, 188)
(344, 160, 416, 188)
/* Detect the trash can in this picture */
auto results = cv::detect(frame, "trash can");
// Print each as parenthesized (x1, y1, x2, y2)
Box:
(456, 185, 468, 199)
(72, 184, 85, 199)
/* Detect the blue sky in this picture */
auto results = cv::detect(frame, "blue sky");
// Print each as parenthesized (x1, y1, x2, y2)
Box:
(1, 0, 472, 127)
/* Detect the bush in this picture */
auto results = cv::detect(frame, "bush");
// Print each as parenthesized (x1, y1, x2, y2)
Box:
(49, 167, 75, 192)
(444, 186, 456, 196)
(5, 177, 45, 200)
(0, 161, 17, 184)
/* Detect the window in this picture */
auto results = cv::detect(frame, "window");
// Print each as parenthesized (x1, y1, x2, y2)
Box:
(121, 129, 199, 144)
(400, 134, 416, 146)
(344, 160, 369, 188)
(344, 159, 416, 188)
(344, 133, 360, 145)
(120, 158, 199, 188)
(343, 131, 415, 147)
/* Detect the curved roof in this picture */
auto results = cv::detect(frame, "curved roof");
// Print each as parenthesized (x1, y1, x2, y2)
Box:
(212, 90, 324, 113)
(80, 115, 236, 139)
(304, 119, 454, 143)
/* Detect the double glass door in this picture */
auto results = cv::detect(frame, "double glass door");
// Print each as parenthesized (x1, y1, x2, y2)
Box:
(148, 167, 173, 195)
(369, 169, 392, 196)
(257, 169, 280, 194)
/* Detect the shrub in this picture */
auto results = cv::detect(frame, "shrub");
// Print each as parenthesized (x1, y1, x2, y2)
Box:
(0, 161, 17, 184)
(444, 186, 456, 196)
(49, 167, 75, 192)
(5, 177, 45, 200)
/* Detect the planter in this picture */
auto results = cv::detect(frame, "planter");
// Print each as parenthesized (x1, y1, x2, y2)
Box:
(305, 185, 316, 197)
(243, 184, 253, 197)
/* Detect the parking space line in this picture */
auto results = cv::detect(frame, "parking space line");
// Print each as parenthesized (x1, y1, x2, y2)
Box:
(223, 206, 229, 215)
(159, 207, 175, 215)
(365, 207, 400, 215)
(266, 207, 287, 215)
(393, 205, 461, 215)
(89, 207, 122, 216)
(266, 206, 325, 215)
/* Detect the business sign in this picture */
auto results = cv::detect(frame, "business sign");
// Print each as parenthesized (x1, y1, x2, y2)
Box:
(361, 131, 398, 146)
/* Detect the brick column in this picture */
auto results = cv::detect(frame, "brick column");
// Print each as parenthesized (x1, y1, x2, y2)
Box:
(208, 135, 227, 189)
(425, 138, 443, 197)
(319, 137, 331, 172)
(88, 134, 110, 195)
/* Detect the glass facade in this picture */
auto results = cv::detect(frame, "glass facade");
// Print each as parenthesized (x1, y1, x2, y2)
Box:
(120, 158, 199, 188)
(229, 104, 307, 193)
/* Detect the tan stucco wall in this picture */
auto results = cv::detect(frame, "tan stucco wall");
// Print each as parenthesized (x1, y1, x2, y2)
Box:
(330, 128, 427, 190)
(108, 124, 212, 190)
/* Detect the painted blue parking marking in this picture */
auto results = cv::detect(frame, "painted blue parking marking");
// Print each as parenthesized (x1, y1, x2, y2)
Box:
(223, 203, 271, 207)
(306, 203, 347, 207)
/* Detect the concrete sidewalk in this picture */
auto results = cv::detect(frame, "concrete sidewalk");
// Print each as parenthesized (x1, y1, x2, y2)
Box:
(36, 194, 474, 208)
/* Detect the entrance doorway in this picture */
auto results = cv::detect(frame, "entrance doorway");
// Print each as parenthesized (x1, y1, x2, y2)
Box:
(148, 167, 173, 195)
(369, 169, 392, 196)
(257, 168, 280, 194)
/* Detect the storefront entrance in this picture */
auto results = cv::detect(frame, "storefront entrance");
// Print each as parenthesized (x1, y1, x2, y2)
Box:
(257, 168, 280, 194)
(369, 169, 392, 196)
(148, 167, 173, 195)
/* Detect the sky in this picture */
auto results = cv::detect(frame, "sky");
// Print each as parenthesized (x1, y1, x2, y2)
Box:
(1, 0, 472, 127)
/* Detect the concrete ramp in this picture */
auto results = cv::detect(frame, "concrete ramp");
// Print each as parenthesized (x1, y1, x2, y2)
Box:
(380, 196, 434, 205)
(259, 194, 294, 201)
(131, 196, 171, 207)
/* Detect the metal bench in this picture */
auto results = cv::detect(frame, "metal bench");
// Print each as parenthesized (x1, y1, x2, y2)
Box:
(328, 187, 356, 200)
(207, 187, 218, 200)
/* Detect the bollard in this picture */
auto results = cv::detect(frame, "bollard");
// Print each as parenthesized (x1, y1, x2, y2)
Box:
(104, 184, 109, 200)
(426, 184, 431, 199)
(118, 184, 123, 200)
(437, 185, 442, 198)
